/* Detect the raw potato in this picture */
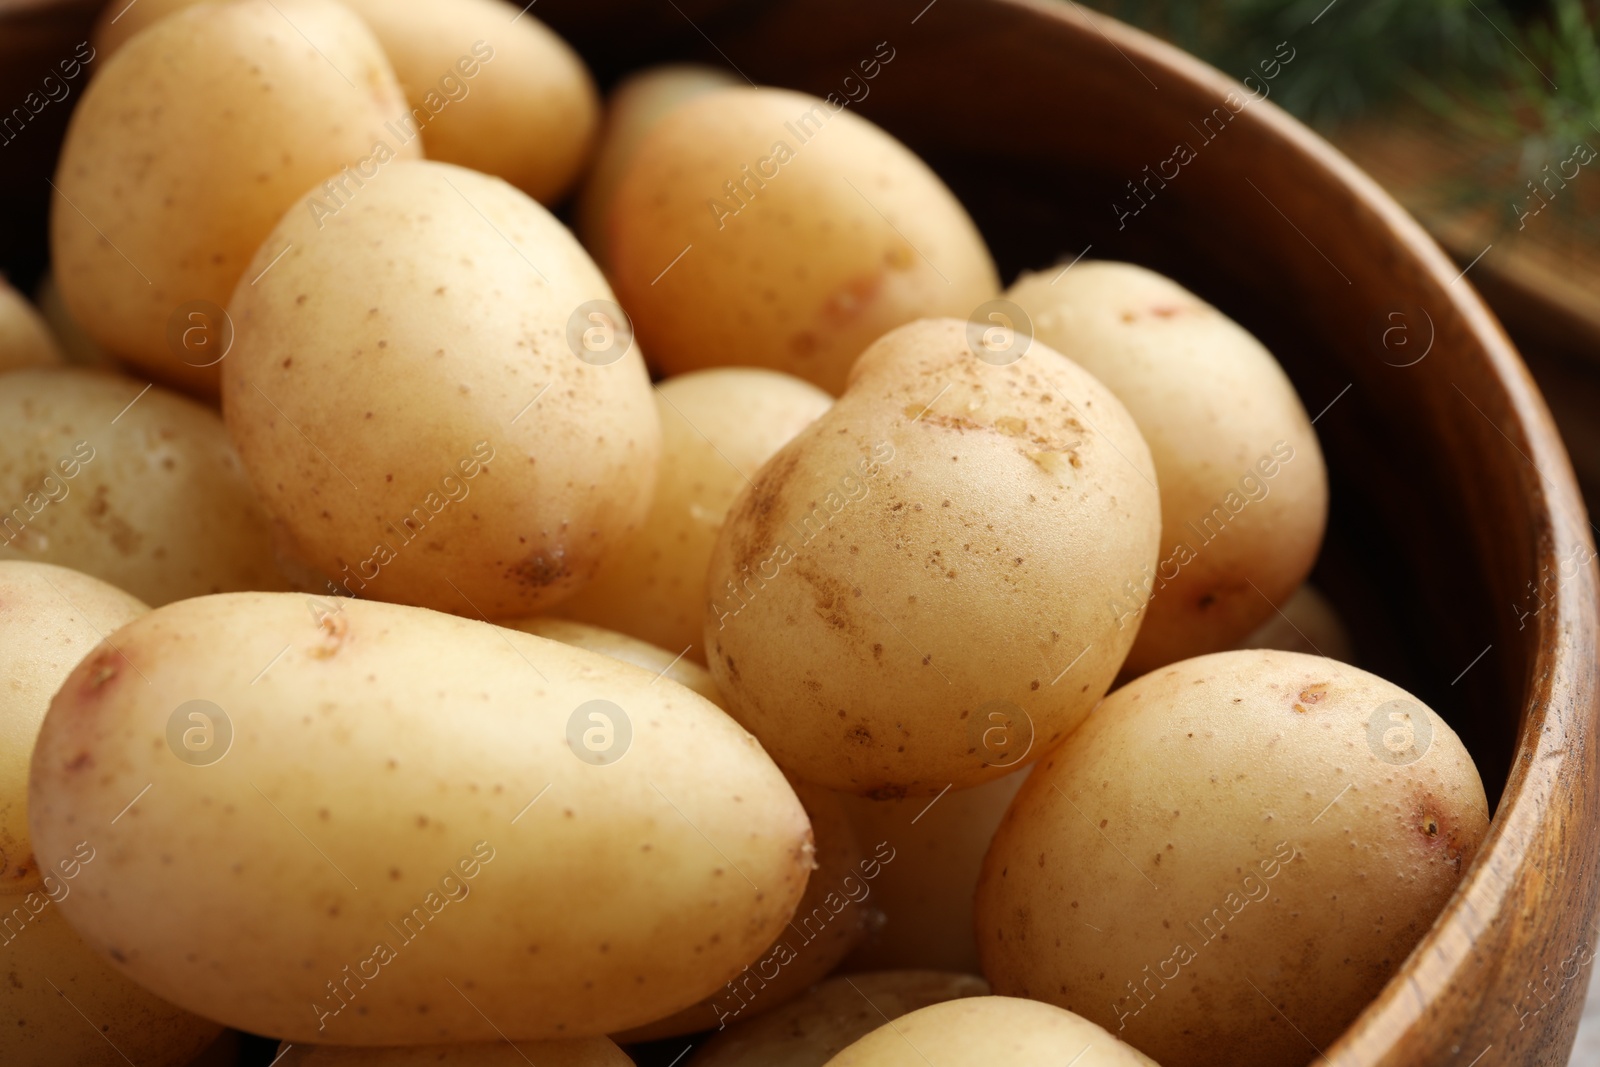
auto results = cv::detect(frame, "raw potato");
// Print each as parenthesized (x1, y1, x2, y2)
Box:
(558, 368, 833, 660)
(691, 970, 990, 1067)
(822, 996, 1159, 1067)
(839, 768, 1029, 973)
(222, 160, 660, 618)
(1007, 262, 1327, 677)
(0, 276, 63, 373)
(0, 561, 223, 1067)
(618, 784, 866, 1040)
(577, 64, 740, 265)
(36, 272, 116, 371)
(1236, 583, 1355, 663)
(28, 593, 812, 1043)
(610, 86, 1000, 393)
(0, 369, 287, 606)
(976, 649, 1489, 1067)
(275, 1037, 631, 1065)
(53, 0, 417, 394)
(503, 616, 724, 707)
(704, 318, 1160, 795)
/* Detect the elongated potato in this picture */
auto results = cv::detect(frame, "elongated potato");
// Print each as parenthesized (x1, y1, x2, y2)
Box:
(222, 160, 660, 618)
(611, 86, 999, 393)
(0, 561, 223, 1067)
(503, 616, 724, 707)
(691, 970, 989, 1067)
(53, 0, 418, 394)
(822, 996, 1158, 1066)
(558, 368, 832, 660)
(28, 593, 812, 1043)
(276, 1037, 631, 1064)
(704, 318, 1160, 795)
(0, 276, 63, 373)
(1007, 263, 1327, 677)
(976, 649, 1488, 1067)
(0, 369, 286, 605)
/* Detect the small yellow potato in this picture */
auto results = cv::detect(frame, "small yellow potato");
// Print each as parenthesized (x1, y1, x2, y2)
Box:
(1007, 262, 1327, 677)
(976, 649, 1489, 1067)
(90, 0, 197, 57)
(0, 276, 63, 373)
(29, 593, 812, 1043)
(222, 160, 660, 618)
(838, 768, 1028, 973)
(704, 318, 1160, 795)
(0, 561, 223, 1066)
(0, 369, 286, 606)
(274, 1037, 631, 1065)
(690, 970, 989, 1067)
(36, 272, 117, 371)
(504, 616, 724, 707)
(1236, 583, 1355, 663)
(53, 0, 417, 395)
(558, 368, 832, 660)
(618, 784, 866, 1039)
(822, 996, 1158, 1067)
(610, 87, 999, 393)
(577, 64, 740, 265)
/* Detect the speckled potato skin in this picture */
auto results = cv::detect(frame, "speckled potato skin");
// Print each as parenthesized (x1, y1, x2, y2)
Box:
(222, 160, 660, 618)
(975, 649, 1489, 1067)
(502, 616, 725, 707)
(53, 0, 418, 395)
(577, 64, 739, 265)
(690, 970, 990, 1067)
(0, 277, 63, 373)
(617, 783, 865, 1040)
(839, 767, 1029, 973)
(0, 369, 287, 605)
(558, 368, 833, 661)
(275, 1037, 632, 1065)
(610, 87, 1000, 394)
(703, 318, 1160, 796)
(0, 562, 223, 1067)
(822, 996, 1159, 1067)
(27, 592, 812, 1043)
(1008, 263, 1327, 678)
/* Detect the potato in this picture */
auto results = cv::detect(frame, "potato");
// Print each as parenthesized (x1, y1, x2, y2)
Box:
(1006, 262, 1327, 677)
(704, 318, 1160, 795)
(36, 272, 117, 371)
(503, 616, 724, 707)
(90, 0, 198, 57)
(838, 768, 1028, 973)
(53, 0, 417, 394)
(577, 64, 740, 265)
(618, 784, 865, 1039)
(1236, 583, 1355, 662)
(822, 996, 1158, 1067)
(0, 561, 223, 1066)
(0, 276, 63, 373)
(610, 87, 999, 393)
(557, 368, 832, 660)
(275, 1037, 630, 1065)
(222, 160, 660, 618)
(975, 649, 1489, 1067)
(28, 592, 812, 1043)
(0, 368, 287, 605)
(691, 970, 989, 1067)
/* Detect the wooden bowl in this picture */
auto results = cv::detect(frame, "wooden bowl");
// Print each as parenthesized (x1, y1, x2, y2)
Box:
(5, 0, 1598, 1063)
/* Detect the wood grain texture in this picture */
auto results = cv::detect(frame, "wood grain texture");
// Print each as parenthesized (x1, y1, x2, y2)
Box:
(4, 0, 1599, 1063)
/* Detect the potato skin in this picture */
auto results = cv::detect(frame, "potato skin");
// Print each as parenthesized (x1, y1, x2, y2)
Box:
(53, 0, 418, 395)
(0, 369, 287, 605)
(1008, 263, 1327, 677)
(822, 996, 1158, 1067)
(0, 562, 223, 1067)
(28, 592, 812, 1043)
(975, 649, 1489, 1067)
(275, 1037, 631, 1065)
(0, 277, 63, 373)
(610, 87, 999, 394)
(704, 318, 1160, 795)
(502, 616, 725, 708)
(558, 368, 832, 660)
(690, 970, 989, 1067)
(222, 160, 660, 618)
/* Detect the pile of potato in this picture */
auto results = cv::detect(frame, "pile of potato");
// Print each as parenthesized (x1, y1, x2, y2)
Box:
(1, 2, 1490, 1065)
